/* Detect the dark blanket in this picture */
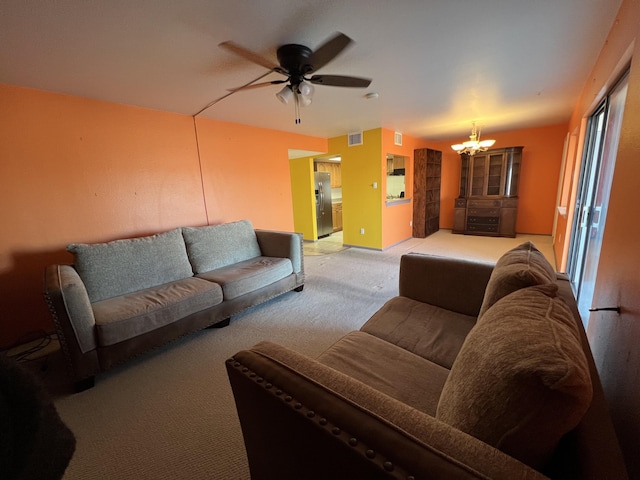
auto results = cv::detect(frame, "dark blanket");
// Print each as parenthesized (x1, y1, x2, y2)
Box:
(0, 355, 75, 480)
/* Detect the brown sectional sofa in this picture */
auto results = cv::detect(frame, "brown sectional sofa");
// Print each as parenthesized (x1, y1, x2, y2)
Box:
(226, 242, 627, 479)
(45, 220, 304, 391)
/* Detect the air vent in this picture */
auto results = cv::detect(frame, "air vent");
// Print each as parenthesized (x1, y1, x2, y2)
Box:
(394, 131, 403, 146)
(348, 131, 363, 146)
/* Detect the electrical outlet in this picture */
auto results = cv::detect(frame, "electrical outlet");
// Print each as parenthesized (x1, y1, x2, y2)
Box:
(372, 182, 378, 189)
(360, 228, 365, 234)
(410, 220, 413, 226)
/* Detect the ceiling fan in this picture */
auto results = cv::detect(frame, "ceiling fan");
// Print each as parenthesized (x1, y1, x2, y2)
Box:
(196, 32, 372, 122)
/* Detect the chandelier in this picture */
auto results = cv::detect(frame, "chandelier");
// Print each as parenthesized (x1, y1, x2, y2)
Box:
(451, 122, 496, 155)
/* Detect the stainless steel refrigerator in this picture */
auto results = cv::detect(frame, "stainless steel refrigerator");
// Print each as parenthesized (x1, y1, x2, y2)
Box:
(314, 171, 333, 238)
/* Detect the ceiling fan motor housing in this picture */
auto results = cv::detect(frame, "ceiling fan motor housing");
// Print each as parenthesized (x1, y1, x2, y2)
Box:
(276, 44, 314, 83)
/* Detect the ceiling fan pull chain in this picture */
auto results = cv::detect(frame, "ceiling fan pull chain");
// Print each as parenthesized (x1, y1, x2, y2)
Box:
(295, 93, 301, 124)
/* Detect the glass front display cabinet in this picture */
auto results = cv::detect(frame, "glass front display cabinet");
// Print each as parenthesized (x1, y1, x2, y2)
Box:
(453, 146, 523, 237)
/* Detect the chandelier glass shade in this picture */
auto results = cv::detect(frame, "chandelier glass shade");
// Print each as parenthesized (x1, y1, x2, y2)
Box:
(451, 123, 496, 155)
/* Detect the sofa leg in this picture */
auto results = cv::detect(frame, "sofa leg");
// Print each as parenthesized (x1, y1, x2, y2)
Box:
(294, 285, 304, 292)
(207, 318, 230, 329)
(74, 376, 95, 393)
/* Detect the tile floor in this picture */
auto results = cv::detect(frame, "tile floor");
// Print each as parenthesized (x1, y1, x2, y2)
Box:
(303, 231, 347, 256)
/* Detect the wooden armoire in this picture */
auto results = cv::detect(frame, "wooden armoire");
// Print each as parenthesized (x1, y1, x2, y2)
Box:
(413, 148, 442, 238)
(453, 146, 523, 237)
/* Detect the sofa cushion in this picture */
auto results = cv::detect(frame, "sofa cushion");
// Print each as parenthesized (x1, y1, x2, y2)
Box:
(318, 331, 450, 416)
(67, 228, 194, 303)
(478, 241, 556, 318)
(436, 284, 593, 469)
(182, 220, 262, 274)
(92, 277, 223, 346)
(196, 256, 293, 300)
(361, 296, 476, 369)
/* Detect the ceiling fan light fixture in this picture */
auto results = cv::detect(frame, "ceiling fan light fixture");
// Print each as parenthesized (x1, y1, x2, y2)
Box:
(451, 122, 496, 155)
(298, 93, 312, 107)
(298, 81, 314, 97)
(296, 81, 314, 107)
(276, 85, 293, 104)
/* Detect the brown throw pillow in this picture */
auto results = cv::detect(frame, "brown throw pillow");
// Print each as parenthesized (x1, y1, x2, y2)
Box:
(436, 284, 593, 469)
(478, 241, 556, 318)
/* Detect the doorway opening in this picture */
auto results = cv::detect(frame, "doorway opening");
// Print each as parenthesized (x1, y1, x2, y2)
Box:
(314, 156, 342, 237)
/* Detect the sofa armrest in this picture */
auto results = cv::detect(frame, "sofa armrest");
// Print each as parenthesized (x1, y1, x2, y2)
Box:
(227, 341, 548, 480)
(44, 265, 100, 381)
(399, 253, 494, 317)
(255, 230, 303, 274)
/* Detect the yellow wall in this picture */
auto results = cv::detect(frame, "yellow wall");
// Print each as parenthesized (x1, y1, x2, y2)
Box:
(328, 129, 383, 249)
(290, 156, 317, 240)
(294, 128, 429, 249)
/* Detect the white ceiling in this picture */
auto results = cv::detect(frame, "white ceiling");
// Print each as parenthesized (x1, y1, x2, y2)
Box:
(0, 0, 622, 141)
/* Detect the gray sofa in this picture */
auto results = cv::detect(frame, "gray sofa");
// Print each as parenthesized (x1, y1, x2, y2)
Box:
(227, 242, 627, 479)
(45, 220, 304, 391)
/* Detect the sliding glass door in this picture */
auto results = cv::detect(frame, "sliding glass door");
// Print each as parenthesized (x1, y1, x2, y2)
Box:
(567, 70, 629, 325)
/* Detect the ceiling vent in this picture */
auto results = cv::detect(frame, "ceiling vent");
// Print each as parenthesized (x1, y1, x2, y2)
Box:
(348, 131, 363, 146)
(394, 131, 403, 146)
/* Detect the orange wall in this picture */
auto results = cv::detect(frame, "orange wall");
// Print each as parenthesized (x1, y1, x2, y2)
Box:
(0, 84, 325, 348)
(431, 123, 567, 236)
(0, 84, 206, 348)
(194, 118, 326, 231)
(557, 0, 640, 475)
(381, 129, 429, 248)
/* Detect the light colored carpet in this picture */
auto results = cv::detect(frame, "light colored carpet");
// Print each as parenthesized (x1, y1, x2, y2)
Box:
(45, 230, 554, 480)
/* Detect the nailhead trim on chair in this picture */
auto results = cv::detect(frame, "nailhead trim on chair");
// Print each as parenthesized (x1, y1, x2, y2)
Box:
(44, 289, 76, 375)
(228, 357, 416, 480)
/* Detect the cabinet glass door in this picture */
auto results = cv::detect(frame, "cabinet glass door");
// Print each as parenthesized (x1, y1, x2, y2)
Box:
(459, 155, 469, 197)
(471, 156, 486, 196)
(505, 157, 520, 196)
(487, 154, 503, 195)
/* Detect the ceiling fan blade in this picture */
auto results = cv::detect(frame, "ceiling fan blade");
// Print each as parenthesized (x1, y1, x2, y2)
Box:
(193, 71, 275, 116)
(307, 32, 353, 72)
(309, 75, 372, 88)
(219, 41, 280, 71)
(228, 79, 287, 92)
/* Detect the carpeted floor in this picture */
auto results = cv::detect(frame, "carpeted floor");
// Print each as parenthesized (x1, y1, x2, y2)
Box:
(35, 230, 554, 479)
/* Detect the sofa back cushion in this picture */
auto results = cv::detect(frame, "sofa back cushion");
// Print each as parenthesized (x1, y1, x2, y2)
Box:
(181, 220, 262, 274)
(478, 241, 556, 318)
(436, 284, 593, 470)
(67, 228, 194, 303)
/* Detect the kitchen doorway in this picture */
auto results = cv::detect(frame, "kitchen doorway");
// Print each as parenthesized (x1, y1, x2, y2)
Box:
(314, 156, 343, 236)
